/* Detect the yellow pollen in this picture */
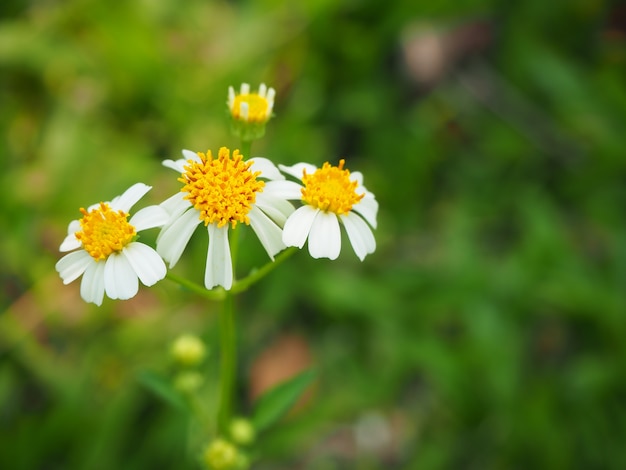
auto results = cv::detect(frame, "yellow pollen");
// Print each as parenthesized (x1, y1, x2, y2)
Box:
(75, 203, 136, 261)
(179, 147, 264, 228)
(231, 93, 270, 123)
(301, 159, 364, 215)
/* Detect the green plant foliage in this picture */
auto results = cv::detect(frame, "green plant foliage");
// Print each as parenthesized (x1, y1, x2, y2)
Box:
(2, 0, 626, 468)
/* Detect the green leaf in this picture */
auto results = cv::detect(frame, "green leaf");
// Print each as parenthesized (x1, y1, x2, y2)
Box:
(136, 370, 186, 411)
(252, 369, 316, 432)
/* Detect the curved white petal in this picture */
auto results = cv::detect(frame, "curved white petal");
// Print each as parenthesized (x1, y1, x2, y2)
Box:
(249, 157, 284, 181)
(254, 193, 295, 226)
(282, 205, 319, 249)
(104, 252, 139, 300)
(341, 212, 376, 261)
(80, 261, 105, 306)
(278, 163, 318, 181)
(308, 212, 341, 260)
(162, 159, 187, 173)
(205, 224, 232, 290)
(228, 86, 235, 107)
(248, 206, 286, 259)
(160, 192, 191, 220)
(56, 250, 93, 284)
(263, 180, 304, 200)
(182, 149, 202, 163)
(350, 171, 364, 186)
(111, 183, 151, 213)
(67, 219, 81, 235)
(352, 195, 378, 229)
(130, 205, 169, 231)
(60, 229, 82, 252)
(156, 208, 202, 266)
(123, 242, 167, 286)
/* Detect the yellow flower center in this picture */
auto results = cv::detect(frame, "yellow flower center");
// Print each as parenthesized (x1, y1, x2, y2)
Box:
(75, 203, 136, 261)
(301, 159, 364, 215)
(180, 147, 264, 228)
(231, 93, 270, 123)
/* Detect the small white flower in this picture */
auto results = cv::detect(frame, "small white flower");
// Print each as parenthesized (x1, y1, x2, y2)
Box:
(55, 183, 169, 306)
(157, 147, 294, 290)
(227, 82, 275, 124)
(273, 160, 378, 261)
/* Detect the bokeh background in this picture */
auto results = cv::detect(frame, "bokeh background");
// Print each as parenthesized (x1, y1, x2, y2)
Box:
(2, 0, 626, 468)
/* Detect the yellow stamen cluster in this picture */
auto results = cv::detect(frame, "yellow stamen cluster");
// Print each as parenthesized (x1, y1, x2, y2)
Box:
(301, 159, 364, 215)
(75, 203, 136, 261)
(180, 147, 264, 228)
(231, 93, 270, 123)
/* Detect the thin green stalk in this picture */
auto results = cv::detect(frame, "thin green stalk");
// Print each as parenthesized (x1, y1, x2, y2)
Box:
(231, 247, 298, 294)
(240, 139, 252, 160)
(166, 272, 226, 301)
(217, 292, 236, 434)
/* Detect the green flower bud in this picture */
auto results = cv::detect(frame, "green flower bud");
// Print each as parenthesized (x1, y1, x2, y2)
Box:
(229, 418, 256, 446)
(203, 439, 243, 470)
(171, 334, 206, 367)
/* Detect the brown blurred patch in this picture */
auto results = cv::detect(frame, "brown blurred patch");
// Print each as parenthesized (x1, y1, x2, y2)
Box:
(249, 332, 314, 407)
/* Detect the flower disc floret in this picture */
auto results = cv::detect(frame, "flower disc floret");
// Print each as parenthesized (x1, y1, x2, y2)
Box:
(301, 159, 363, 215)
(180, 147, 265, 229)
(75, 203, 136, 260)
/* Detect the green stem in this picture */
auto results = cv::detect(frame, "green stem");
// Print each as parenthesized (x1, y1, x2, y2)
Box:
(240, 139, 252, 160)
(217, 292, 236, 434)
(231, 247, 298, 294)
(165, 272, 226, 301)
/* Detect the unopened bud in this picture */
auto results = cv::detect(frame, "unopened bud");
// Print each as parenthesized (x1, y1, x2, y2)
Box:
(171, 334, 206, 367)
(229, 418, 255, 446)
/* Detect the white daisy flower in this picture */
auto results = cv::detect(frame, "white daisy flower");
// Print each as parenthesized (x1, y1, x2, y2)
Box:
(157, 147, 294, 290)
(272, 160, 378, 261)
(227, 82, 275, 124)
(55, 183, 169, 306)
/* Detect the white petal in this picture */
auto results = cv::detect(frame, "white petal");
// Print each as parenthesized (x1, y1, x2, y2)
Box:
(56, 250, 93, 284)
(241, 83, 250, 94)
(259, 83, 267, 97)
(308, 212, 341, 260)
(353, 195, 378, 229)
(228, 86, 235, 107)
(248, 206, 286, 259)
(254, 193, 295, 226)
(80, 261, 105, 306)
(104, 253, 139, 300)
(182, 149, 202, 163)
(249, 157, 284, 181)
(263, 180, 304, 200)
(156, 208, 201, 266)
(123, 242, 167, 286)
(60, 231, 81, 252)
(130, 205, 169, 231)
(350, 171, 364, 186)
(111, 183, 151, 212)
(278, 163, 318, 181)
(206, 224, 232, 290)
(282, 205, 319, 249)
(341, 212, 376, 261)
(267, 87, 276, 106)
(162, 159, 187, 173)
(240, 102, 249, 120)
(160, 192, 191, 220)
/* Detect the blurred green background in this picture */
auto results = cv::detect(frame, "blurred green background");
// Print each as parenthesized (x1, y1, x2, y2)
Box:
(2, 0, 626, 468)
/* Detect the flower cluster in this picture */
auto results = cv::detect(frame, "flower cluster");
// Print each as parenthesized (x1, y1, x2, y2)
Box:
(56, 84, 378, 305)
